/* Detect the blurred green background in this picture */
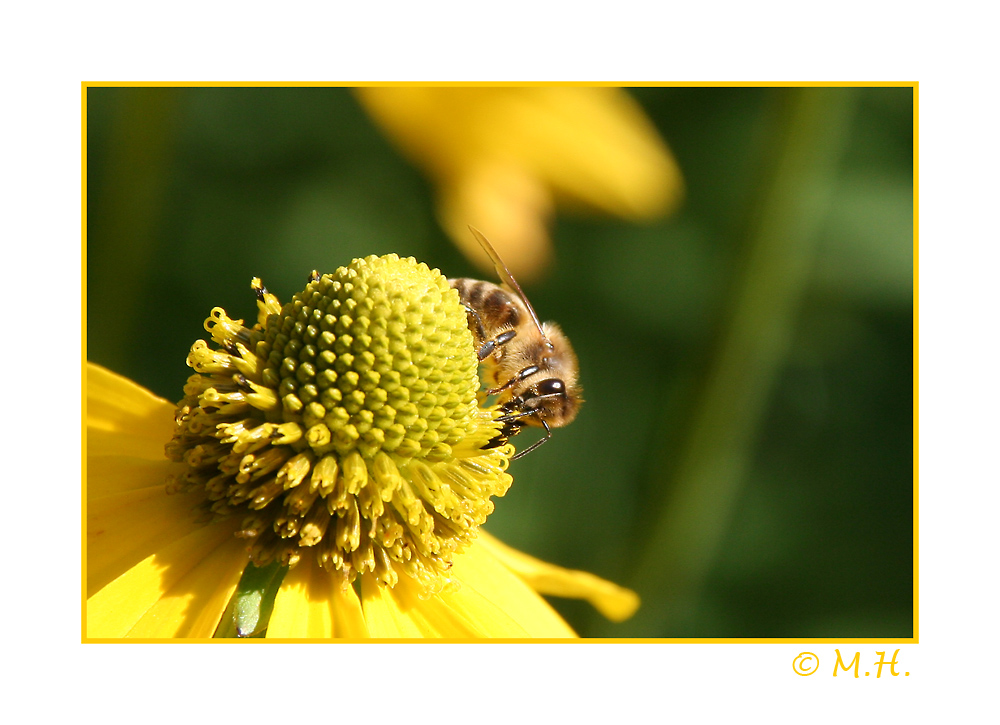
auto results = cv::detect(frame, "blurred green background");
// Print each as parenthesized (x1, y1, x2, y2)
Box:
(86, 86, 913, 638)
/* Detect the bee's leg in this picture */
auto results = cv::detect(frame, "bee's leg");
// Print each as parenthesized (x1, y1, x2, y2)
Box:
(511, 419, 552, 460)
(462, 306, 517, 361)
(484, 409, 530, 451)
(477, 330, 516, 361)
(496, 408, 538, 423)
(483, 423, 515, 450)
(463, 305, 489, 342)
(477, 330, 517, 362)
(486, 364, 538, 396)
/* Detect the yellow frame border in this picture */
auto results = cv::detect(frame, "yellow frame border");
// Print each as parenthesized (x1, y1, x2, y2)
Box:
(81, 82, 918, 644)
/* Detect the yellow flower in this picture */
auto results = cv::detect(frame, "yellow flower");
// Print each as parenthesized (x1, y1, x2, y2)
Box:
(85, 254, 638, 638)
(355, 87, 683, 282)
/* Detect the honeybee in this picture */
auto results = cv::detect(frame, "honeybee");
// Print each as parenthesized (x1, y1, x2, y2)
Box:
(449, 226, 582, 459)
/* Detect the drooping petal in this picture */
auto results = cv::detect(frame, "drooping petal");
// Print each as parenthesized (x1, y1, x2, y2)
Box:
(266, 559, 368, 638)
(492, 87, 682, 219)
(437, 162, 554, 279)
(356, 87, 681, 217)
(477, 530, 640, 622)
(86, 518, 245, 638)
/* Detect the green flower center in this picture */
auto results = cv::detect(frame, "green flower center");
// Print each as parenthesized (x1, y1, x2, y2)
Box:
(165, 255, 513, 592)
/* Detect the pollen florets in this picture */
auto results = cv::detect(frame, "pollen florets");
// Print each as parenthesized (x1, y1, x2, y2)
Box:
(165, 254, 513, 592)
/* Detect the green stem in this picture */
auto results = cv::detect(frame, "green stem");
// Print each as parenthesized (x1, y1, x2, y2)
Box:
(610, 87, 858, 637)
(214, 561, 288, 638)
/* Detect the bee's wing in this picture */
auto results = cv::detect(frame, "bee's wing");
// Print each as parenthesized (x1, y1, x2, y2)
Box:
(468, 226, 550, 344)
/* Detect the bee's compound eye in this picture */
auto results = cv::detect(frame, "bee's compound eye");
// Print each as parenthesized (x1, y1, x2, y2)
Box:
(535, 379, 565, 398)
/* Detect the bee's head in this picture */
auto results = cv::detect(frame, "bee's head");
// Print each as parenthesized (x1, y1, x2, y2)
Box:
(516, 377, 582, 428)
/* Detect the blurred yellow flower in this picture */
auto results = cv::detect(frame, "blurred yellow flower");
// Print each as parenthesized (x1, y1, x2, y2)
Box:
(85, 255, 638, 638)
(356, 87, 683, 282)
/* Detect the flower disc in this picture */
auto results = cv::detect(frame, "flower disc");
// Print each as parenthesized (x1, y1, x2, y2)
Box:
(166, 255, 513, 591)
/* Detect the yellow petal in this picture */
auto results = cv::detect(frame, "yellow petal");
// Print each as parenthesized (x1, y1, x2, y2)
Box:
(359, 540, 576, 638)
(448, 540, 577, 637)
(477, 530, 640, 622)
(438, 163, 555, 282)
(86, 362, 176, 459)
(354, 87, 471, 178)
(330, 582, 370, 638)
(356, 87, 683, 281)
(88, 426, 174, 461)
(266, 561, 333, 637)
(368, 570, 532, 638)
(266, 559, 369, 638)
(359, 572, 427, 637)
(494, 87, 683, 219)
(87, 451, 179, 500)
(87, 485, 207, 596)
(86, 518, 243, 638)
(356, 87, 681, 216)
(126, 532, 248, 638)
